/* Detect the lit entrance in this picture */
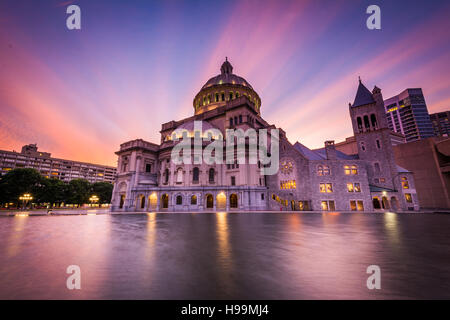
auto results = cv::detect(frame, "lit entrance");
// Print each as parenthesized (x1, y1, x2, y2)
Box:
(216, 192, 226, 210)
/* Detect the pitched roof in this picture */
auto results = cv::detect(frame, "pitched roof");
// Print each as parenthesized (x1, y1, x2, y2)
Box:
(314, 148, 359, 160)
(352, 80, 375, 107)
(293, 142, 324, 160)
(293, 142, 359, 160)
(396, 165, 411, 173)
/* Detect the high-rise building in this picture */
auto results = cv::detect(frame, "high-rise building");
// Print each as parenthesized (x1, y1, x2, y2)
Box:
(0, 144, 116, 183)
(430, 111, 450, 137)
(384, 88, 435, 142)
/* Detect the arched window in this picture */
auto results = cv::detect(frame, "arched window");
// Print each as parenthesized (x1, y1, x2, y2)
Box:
(164, 168, 169, 184)
(364, 115, 370, 130)
(230, 118, 233, 126)
(374, 162, 381, 174)
(191, 195, 197, 205)
(372, 197, 381, 209)
(207, 94, 211, 104)
(140, 196, 145, 209)
(209, 168, 215, 183)
(215, 93, 219, 102)
(229, 92, 233, 100)
(370, 114, 378, 129)
(234, 116, 238, 125)
(193, 167, 199, 183)
(176, 195, 183, 205)
(236, 92, 240, 98)
(176, 168, 183, 183)
(239, 115, 242, 123)
(221, 92, 225, 101)
(357, 117, 363, 132)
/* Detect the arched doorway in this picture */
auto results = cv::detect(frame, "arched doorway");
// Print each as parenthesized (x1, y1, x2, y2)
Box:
(140, 195, 145, 209)
(291, 200, 295, 211)
(216, 192, 226, 210)
(119, 195, 125, 209)
(230, 194, 238, 208)
(382, 196, 390, 209)
(148, 193, 157, 210)
(161, 194, 169, 209)
(391, 196, 399, 211)
(373, 197, 381, 209)
(206, 194, 214, 209)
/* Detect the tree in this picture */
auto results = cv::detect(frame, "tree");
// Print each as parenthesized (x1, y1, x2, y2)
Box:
(36, 178, 68, 207)
(0, 168, 42, 206)
(66, 179, 91, 206)
(91, 182, 113, 204)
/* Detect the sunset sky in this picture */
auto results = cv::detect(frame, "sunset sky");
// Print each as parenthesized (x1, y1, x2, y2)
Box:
(1, 0, 449, 166)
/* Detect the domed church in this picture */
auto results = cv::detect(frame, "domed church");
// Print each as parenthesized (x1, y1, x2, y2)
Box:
(111, 59, 419, 212)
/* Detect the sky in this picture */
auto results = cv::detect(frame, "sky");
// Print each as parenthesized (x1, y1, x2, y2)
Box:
(0, 0, 449, 166)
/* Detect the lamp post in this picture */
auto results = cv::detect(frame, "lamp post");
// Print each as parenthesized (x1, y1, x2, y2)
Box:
(89, 195, 99, 208)
(19, 193, 33, 210)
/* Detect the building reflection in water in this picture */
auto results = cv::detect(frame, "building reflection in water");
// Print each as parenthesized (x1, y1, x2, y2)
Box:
(215, 212, 235, 295)
(384, 211, 400, 246)
(7, 214, 28, 258)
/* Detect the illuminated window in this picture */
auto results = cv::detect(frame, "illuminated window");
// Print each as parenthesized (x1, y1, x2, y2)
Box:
(320, 183, 333, 193)
(350, 200, 357, 211)
(280, 180, 296, 189)
(344, 165, 358, 175)
(354, 183, 361, 192)
(401, 177, 409, 189)
(347, 183, 354, 192)
(405, 193, 412, 203)
(191, 195, 197, 205)
(357, 201, 364, 211)
(321, 200, 335, 211)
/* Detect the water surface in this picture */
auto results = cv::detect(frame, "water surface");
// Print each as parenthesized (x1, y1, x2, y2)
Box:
(0, 212, 449, 299)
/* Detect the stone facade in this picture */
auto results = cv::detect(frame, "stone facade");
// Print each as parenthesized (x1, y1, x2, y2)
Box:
(111, 60, 419, 212)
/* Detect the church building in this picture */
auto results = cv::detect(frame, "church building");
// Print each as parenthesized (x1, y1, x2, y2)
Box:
(111, 59, 419, 212)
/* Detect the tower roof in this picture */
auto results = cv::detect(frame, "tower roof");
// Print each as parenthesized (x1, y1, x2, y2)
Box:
(352, 78, 375, 107)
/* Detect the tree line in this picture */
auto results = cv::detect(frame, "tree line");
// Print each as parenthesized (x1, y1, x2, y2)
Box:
(0, 168, 113, 208)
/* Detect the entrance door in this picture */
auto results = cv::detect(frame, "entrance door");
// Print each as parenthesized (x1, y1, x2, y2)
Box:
(161, 194, 169, 209)
(206, 194, 213, 208)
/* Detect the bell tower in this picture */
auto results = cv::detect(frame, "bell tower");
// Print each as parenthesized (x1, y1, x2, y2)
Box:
(349, 79, 397, 189)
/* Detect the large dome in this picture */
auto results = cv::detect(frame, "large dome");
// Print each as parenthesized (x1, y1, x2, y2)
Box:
(193, 58, 261, 115)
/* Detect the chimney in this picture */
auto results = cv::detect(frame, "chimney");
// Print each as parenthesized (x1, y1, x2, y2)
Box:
(325, 140, 337, 160)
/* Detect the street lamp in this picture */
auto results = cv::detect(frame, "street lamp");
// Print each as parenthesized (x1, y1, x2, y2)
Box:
(19, 193, 33, 210)
(89, 195, 99, 207)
